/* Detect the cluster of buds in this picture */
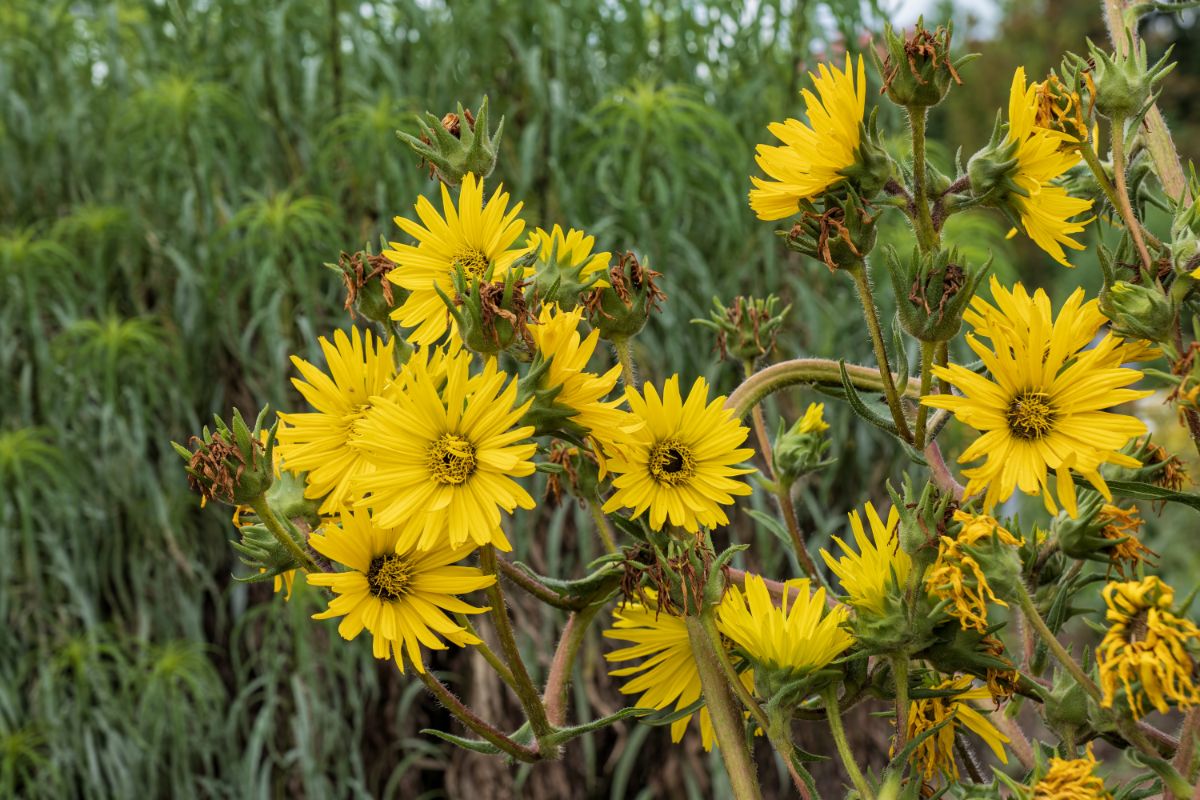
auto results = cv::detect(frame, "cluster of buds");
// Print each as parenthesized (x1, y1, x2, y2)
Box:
(398, 97, 503, 186)
(887, 245, 989, 342)
(691, 294, 791, 364)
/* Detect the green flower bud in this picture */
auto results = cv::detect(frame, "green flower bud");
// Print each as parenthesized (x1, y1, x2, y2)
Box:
(173, 407, 275, 506)
(691, 294, 791, 364)
(230, 522, 304, 582)
(873, 20, 975, 109)
(1086, 35, 1174, 120)
(920, 626, 1013, 682)
(397, 97, 504, 186)
(781, 191, 878, 271)
(886, 245, 989, 342)
(1043, 668, 1091, 734)
(1099, 280, 1173, 343)
(583, 251, 665, 341)
(965, 528, 1024, 608)
(265, 467, 322, 530)
(1170, 169, 1200, 276)
(327, 245, 403, 325)
(839, 110, 894, 198)
(771, 403, 833, 485)
(966, 113, 1022, 206)
(438, 261, 534, 357)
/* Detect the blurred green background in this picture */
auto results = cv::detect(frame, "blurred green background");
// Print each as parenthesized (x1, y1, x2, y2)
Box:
(3, 0, 1198, 797)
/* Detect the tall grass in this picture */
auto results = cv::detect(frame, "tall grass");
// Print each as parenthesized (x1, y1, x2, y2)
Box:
(0, 0, 1074, 796)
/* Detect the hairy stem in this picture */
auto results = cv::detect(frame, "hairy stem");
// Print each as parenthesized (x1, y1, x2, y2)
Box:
(824, 688, 875, 800)
(613, 337, 637, 389)
(726, 358, 922, 422)
(246, 495, 320, 573)
(914, 341, 936, 449)
(417, 670, 540, 762)
(891, 654, 910, 752)
(775, 481, 820, 579)
(543, 602, 604, 727)
(480, 546, 555, 749)
(684, 613, 764, 800)
(909, 107, 938, 252)
(454, 613, 516, 688)
(850, 266, 913, 442)
(587, 496, 618, 555)
(1015, 584, 1103, 704)
(1110, 119, 1154, 271)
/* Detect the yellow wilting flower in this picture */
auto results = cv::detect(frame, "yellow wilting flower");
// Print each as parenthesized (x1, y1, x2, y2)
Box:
(307, 508, 493, 673)
(1031, 73, 1090, 145)
(1096, 503, 1157, 578)
(925, 511, 1021, 632)
(276, 328, 396, 515)
(385, 173, 528, 344)
(1098, 576, 1200, 718)
(351, 346, 536, 552)
(600, 375, 754, 532)
(1004, 67, 1094, 266)
(820, 502, 910, 616)
(527, 304, 630, 436)
(718, 575, 852, 678)
(603, 593, 752, 751)
(1031, 744, 1111, 800)
(922, 277, 1151, 516)
(905, 675, 1010, 784)
(749, 54, 866, 221)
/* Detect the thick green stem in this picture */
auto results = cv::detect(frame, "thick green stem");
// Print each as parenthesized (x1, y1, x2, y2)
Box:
(587, 496, 618, 555)
(246, 495, 319, 573)
(909, 107, 938, 251)
(417, 669, 539, 763)
(1077, 138, 1162, 247)
(891, 654, 910, 752)
(1015, 584, 1103, 703)
(824, 688, 875, 800)
(1110, 119, 1154, 271)
(684, 613, 764, 800)
(914, 341, 935, 449)
(849, 266, 913, 441)
(613, 337, 637, 389)
(726, 358, 922, 421)
(480, 546, 555, 748)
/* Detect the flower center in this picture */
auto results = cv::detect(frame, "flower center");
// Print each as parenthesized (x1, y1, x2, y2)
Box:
(452, 247, 492, 280)
(648, 439, 696, 485)
(367, 554, 412, 601)
(1006, 391, 1056, 440)
(427, 433, 477, 485)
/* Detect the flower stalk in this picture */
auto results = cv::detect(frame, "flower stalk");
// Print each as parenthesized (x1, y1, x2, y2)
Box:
(823, 687, 874, 800)
(850, 265, 913, 442)
(246, 495, 320, 573)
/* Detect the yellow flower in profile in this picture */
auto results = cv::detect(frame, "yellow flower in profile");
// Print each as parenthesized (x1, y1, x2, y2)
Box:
(718, 575, 851, 677)
(600, 375, 754, 532)
(385, 173, 527, 344)
(351, 347, 536, 552)
(905, 675, 1009, 784)
(749, 54, 866, 220)
(527, 304, 629, 436)
(922, 277, 1151, 516)
(820, 502, 909, 616)
(276, 327, 396, 514)
(604, 593, 751, 751)
(528, 225, 611, 288)
(307, 509, 493, 673)
(1098, 576, 1200, 718)
(795, 402, 829, 434)
(1004, 67, 1094, 266)
(925, 511, 1021, 632)
(1032, 744, 1110, 800)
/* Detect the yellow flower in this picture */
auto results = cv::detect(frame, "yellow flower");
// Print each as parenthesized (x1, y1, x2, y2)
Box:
(796, 402, 829, 434)
(1004, 67, 1094, 266)
(527, 303, 630, 436)
(922, 277, 1151, 516)
(528, 225, 611, 288)
(717, 575, 851, 677)
(749, 54, 866, 221)
(820, 502, 910, 616)
(905, 675, 1010, 784)
(352, 346, 536, 552)
(1032, 744, 1111, 800)
(385, 173, 527, 345)
(1098, 576, 1200, 717)
(307, 509, 493, 673)
(276, 327, 396, 514)
(924, 511, 1021, 632)
(603, 593, 751, 751)
(600, 375, 753, 532)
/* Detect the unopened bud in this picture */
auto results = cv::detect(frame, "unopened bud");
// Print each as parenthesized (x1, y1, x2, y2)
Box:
(781, 191, 877, 271)
(887, 245, 988, 342)
(173, 407, 275, 506)
(772, 404, 833, 485)
(1085, 35, 1174, 120)
(1099, 280, 1173, 343)
(398, 97, 503, 186)
(874, 20, 974, 109)
(582, 252, 666, 341)
(691, 295, 791, 364)
(438, 263, 534, 357)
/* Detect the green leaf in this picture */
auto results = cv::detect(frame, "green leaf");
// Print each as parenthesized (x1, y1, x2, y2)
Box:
(544, 707, 651, 746)
(1072, 476, 1200, 512)
(420, 728, 502, 755)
